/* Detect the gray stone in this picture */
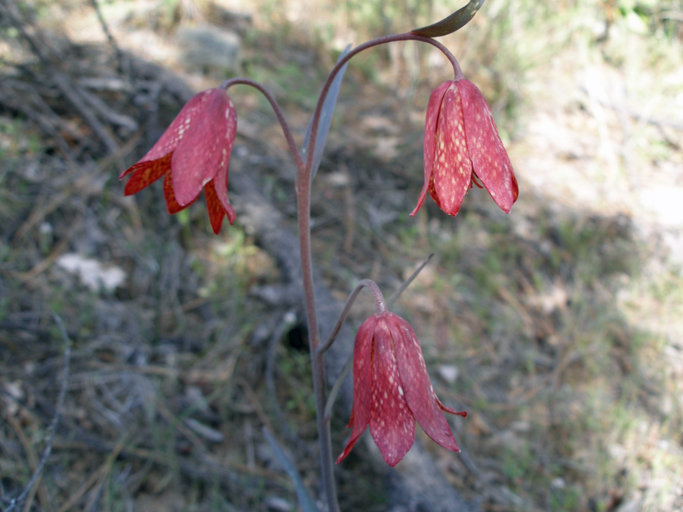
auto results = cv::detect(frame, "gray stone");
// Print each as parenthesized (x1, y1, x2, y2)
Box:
(176, 24, 241, 74)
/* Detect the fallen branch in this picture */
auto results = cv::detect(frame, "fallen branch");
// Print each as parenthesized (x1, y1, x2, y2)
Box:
(0, 1, 121, 153)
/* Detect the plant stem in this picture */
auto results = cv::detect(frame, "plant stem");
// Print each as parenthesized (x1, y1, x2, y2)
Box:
(297, 195, 340, 511)
(318, 279, 385, 356)
(224, 33, 464, 512)
(297, 33, 459, 512)
(219, 78, 305, 171)
(305, 33, 462, 176)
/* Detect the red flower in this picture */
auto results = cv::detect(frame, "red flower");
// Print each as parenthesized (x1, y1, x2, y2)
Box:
(337, 312, 466, 467)
(410, 78, 518, 217)
(120, 88, 237, 234)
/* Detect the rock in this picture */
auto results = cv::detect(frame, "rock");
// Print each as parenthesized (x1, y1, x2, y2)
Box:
(176, 24, 241, 75)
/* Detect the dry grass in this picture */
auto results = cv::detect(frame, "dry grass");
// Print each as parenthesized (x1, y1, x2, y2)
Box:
(1, 0, 682, 511)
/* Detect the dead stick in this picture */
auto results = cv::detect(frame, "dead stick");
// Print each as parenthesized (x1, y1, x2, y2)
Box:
(4, 313, 71, 512)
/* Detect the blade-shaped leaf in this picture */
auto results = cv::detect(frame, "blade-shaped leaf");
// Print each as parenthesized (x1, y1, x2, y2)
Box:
(263, 427, 321, 512)
(411, 0, 485, 37)
(302, 44, 351, 181)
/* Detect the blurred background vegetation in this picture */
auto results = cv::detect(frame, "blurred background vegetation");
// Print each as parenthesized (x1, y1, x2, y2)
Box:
(1, 0, 682, 510)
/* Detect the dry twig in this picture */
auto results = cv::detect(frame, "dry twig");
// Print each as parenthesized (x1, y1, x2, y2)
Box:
(0, 1, 121, 153)
(3, 313, 71, 512)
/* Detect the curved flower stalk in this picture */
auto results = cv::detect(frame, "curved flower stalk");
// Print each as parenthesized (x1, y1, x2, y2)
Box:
(120, 88, 237, 234)
(337, 311, 467, 467)
(411, 78, 519, 217)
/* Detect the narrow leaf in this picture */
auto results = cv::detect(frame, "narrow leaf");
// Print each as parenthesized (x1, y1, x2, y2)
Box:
(302, 45, 351, 181)
(263, 428, 321, 512)
(324, 353, 353, 422)
(411, 0, 485, 37)
(386, 253, 434, 307)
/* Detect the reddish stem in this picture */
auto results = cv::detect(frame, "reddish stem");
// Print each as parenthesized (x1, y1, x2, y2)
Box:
(304, 33, 462, 180)
(318, 279, 385, 356)
(222, 33, 462, 512)
(219, 78, 305, 173)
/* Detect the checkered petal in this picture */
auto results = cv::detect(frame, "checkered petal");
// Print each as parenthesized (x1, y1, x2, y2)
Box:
(459, 79, 518, 213)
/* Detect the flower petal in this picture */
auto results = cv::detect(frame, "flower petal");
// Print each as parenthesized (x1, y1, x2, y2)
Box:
(411, 81, 451, 217)
(389, 313, 461, 453)
(369, 316, 416, 466)
(163, 170, 193, 214)
(212, 150, 237, 226)
(430, 83, 472, 216)
(459, 79, 518, 213)
(172, 90, 237, 207)
(337, 315, 377, 464)
(121, 153, 172, 195)
(140, 90, 220, 163)
(204, 180, 231, 234)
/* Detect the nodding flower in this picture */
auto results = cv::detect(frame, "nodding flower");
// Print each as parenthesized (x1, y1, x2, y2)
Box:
(337, 312, 466, 467)
(120, 88, 237, 234)
(411, 78, 518, 218)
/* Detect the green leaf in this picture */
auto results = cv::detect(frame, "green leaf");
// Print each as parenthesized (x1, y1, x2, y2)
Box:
(302, 45, 351, 181)
(263, 427, 321, 512)
(411, 0, 485, 37)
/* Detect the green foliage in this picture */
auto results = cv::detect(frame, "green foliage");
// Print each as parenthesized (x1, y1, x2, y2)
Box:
(340, 0, 421, 34)
(0, 117, 42, 163)
(280, 350, 316, 417)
